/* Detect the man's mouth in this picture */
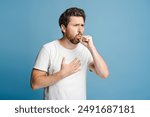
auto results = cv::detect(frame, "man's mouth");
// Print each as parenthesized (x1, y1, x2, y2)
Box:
(75, 33, 83, 41)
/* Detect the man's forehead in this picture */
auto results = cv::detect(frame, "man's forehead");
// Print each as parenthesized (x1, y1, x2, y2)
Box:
(69, 16, 84, 23)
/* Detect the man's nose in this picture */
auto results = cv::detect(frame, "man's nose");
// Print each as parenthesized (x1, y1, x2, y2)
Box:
(78, 26, 83, 34)
(79, 26, 83, 30)
(77, 31, 82, 35)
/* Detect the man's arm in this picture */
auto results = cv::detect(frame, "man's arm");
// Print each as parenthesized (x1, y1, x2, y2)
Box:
(31, 69, 62, 90)
(88, 47, 109, 78)
(31, 57, 81, 90)
(80, 36, 109, 78)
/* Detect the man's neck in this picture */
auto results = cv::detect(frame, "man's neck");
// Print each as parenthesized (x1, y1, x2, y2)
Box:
(59, 37, 78, 50)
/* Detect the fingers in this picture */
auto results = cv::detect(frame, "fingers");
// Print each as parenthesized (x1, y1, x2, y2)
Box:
(81, 35, 92, 42)
(70, 58, 81, 73)
(74, 60, 81, 69)
(72, 62, 81, 73)
(82, 37, 88, 42)
(71, 58, 79, 64)
(61, 57, 65, 65)
(73, 61, 81, 73)
(74, 67, 81, 73)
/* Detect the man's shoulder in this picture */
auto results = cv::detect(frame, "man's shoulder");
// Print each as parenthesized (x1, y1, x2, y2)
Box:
(39, 40, 58, 54)
(43, 40, 58, 47)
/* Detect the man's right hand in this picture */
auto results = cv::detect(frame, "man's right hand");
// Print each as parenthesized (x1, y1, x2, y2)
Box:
(60, 57, 81, 78)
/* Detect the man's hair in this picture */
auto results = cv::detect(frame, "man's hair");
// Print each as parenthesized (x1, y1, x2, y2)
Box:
(59, 7, 86, 28)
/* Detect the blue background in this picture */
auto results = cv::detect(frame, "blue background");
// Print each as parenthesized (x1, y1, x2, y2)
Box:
(0, 0, 150, 100)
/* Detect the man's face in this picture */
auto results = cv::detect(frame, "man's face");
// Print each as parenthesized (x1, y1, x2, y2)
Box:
(64, 16, 85, 44)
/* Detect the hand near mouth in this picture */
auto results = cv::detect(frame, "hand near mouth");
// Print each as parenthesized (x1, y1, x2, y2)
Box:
(79, 35, 94, 49)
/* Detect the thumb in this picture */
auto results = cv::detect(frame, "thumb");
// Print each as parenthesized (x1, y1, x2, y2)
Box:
(61, 57, 65, 65)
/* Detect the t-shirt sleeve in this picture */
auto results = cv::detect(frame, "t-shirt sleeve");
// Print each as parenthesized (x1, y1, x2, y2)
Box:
(33, 46, 50, 72)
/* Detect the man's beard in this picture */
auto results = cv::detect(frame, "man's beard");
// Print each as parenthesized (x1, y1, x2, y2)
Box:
(69, 38, 80, 44)
(69, 33, 82, 44)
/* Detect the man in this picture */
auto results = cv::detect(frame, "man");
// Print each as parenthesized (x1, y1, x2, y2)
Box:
(31, 7, 109, 100)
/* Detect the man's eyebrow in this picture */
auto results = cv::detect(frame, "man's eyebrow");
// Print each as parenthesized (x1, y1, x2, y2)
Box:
(73, 23, 84, 25)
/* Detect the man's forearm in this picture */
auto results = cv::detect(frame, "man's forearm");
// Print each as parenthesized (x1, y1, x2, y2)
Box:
(89, 46, 109, 78)
(31, 71, 64, 90)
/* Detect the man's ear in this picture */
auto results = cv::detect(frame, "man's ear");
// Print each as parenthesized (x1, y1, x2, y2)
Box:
(61, 24, 66, 33)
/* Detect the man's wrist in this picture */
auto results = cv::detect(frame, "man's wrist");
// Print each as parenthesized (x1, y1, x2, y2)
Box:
(88, 45, 96, 52)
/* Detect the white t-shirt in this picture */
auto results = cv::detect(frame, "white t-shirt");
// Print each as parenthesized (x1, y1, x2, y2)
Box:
(34, 40, 93, 100)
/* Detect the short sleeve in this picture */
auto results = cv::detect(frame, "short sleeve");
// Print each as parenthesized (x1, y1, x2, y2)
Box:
(33, 46, 50, 72)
